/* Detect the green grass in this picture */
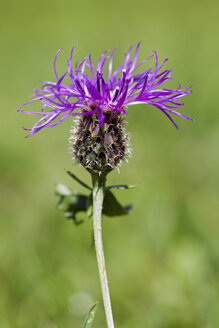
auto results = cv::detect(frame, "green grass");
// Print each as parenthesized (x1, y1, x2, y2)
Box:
(0, 0, 219, 327)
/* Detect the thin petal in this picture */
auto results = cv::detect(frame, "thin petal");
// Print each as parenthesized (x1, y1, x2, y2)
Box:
(54, 48, 62, 80)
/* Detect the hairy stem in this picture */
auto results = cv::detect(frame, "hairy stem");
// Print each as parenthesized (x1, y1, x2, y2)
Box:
(92, 174, 114, 328)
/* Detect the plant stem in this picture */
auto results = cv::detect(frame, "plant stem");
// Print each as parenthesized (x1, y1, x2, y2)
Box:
(92, 174, 114, 328)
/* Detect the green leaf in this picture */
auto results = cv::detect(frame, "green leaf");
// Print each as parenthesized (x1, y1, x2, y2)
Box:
(55, 183, 89, 225)
(123, 205, 133, 214)
(66, 170, 92, 190)
(55, 183, 133, 223)
(83, 302, 98, 328)
(86, 193, 93, 218)
(103, 190, 133, 216)
(55, 183, 73, 196)
(105, 184, 138, 191)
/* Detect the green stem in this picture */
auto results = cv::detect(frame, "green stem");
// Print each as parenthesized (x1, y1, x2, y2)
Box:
(92, 174, 114, 328)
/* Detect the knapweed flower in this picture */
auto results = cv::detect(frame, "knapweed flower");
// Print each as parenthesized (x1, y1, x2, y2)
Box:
(19, 42, 193, 174)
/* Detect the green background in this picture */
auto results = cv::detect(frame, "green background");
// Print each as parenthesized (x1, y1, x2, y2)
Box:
(0, 0, 219, 327)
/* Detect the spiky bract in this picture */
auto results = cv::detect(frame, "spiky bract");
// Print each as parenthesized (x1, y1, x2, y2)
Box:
(70, 110, 130, 174)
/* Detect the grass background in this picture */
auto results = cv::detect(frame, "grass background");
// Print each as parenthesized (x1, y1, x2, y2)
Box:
(0, 0, 219, 327)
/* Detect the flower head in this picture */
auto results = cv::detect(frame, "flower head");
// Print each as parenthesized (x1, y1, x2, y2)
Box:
(19, 42, 193, 137)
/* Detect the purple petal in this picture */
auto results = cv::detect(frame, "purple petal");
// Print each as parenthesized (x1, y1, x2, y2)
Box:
(54, 48, 62, 80)
(20, 43, 193, 137)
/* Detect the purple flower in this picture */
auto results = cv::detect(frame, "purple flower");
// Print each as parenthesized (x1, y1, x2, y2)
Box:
(19, 42, 193, 137)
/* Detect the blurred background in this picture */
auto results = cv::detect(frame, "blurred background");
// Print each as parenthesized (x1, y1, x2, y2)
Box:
(0, 0, 219, 327)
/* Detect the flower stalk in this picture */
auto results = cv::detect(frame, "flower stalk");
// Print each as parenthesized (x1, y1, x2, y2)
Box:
(92, 174, 114, 328)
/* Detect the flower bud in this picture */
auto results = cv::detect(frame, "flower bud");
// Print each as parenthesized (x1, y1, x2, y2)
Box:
(70, 111, 130, 175)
